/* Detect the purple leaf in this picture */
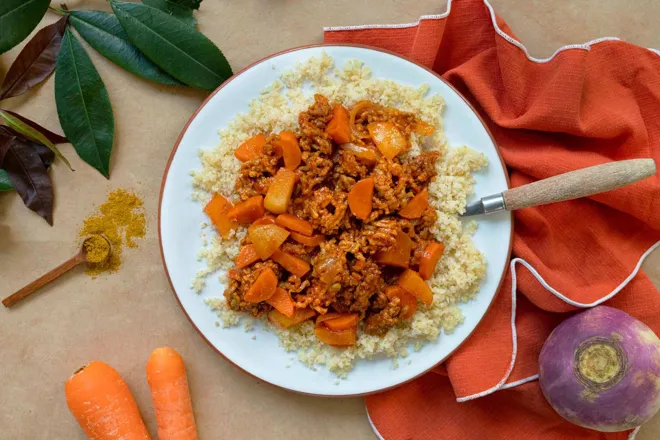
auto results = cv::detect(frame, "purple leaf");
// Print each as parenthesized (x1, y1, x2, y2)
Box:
(0, 136, 54, 225)
(2, 110, 68, 144)
(0, 129, 12, 148)
(0, 126, 54, 167)
(0, 15, 69, 100)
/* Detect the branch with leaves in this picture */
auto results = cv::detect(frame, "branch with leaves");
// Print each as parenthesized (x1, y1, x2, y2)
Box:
(0, 0, 231, 224)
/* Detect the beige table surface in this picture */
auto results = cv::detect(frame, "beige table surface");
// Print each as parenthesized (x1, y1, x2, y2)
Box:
(1, 1, 659, 439)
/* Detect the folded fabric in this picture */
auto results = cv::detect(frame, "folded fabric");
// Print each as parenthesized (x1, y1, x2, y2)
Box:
(325, 0, 660, 439)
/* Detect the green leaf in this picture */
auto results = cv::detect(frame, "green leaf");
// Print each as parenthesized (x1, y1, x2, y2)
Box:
(55, 28, 115, 178)
(141, 0, 196, 27)
(0, 0, 51, 54)
(0, 169, 13, 191)
(111, 1, 232, 91)
(0, 109, 72, 170)
(69, 10, 182, 86)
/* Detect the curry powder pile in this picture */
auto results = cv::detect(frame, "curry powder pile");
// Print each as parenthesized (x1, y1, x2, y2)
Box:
(79, 189, 146, 277)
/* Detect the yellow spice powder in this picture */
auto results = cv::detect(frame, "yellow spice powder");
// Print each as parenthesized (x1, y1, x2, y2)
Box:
(84, 234, 111, 264)
(79, 188, 146, 277)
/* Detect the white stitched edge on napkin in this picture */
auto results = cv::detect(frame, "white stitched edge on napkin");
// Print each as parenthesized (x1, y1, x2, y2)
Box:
(366, 408, 642, 440)
(365, 239, 659, 440)
(323, 0, 660, 61)
(367, 402, 642, 440)
(456, 240, 660, 403)
(364, 239, 659, 439)
(329, 2, 660, 438)
(324, 0, 660, 400)
(366, 406, 386, 440)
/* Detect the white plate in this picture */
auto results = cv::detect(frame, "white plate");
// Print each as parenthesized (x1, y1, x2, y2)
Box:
(159, 45, 512, 396)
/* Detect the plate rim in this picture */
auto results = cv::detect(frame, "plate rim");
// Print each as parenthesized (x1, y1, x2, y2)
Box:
(157, 43, 514, 397)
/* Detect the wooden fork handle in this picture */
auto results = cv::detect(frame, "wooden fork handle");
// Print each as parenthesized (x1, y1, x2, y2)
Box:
(2, 254, 85, 308)
(503, 159, 657, 211)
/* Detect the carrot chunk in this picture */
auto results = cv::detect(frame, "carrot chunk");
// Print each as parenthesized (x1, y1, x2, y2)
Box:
(275, 131, 302, 170)
(65, 361, 151, 440)
(398, 269, 433, 306)
(399, 188, 429, 219)
(289, 232, 325, 247)
(203, 194, 237, 239)
(227, 195, 265, 224)
(314, 326, 357, 347)
(235, 244, 260, 269)
(264, 168, 296, 214)
(251, 215, 276, 226)
(276, 213, 314, 236)
(266, 288, 295, 318)
(348, 177, 374, 220)
(244, 268, 278, 303)
(368, 121, 408, 159)
(418, 241, 445, 280)
(321, 314, 360, 331)
(386, 285, 418, 319)
(271, 250, 311, 277)
(374, 230, 412, 268)
(248, 224, 289, 260)
(325, 104, 351, 144)
(316, 312, 343, 325)
(234, 134, 267, 162)
(146, 347, 197, 440)
(268, 307, 316, 328)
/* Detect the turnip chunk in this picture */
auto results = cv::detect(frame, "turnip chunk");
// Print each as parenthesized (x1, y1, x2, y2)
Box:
(539, 306, 660, 432)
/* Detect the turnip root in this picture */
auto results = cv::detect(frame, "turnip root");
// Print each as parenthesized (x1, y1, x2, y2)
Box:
(539, 306, 660, 432)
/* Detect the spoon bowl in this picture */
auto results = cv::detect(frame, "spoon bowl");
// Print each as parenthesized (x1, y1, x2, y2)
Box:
(81, 234, 112, 264)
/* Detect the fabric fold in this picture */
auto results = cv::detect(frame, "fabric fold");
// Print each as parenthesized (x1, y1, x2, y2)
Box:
(325, 0, 660, 438)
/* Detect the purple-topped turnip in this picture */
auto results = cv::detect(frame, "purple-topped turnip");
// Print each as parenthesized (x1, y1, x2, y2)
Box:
(539, 306, 660, 432)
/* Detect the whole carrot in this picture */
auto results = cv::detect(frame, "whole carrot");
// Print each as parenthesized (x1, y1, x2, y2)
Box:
(65, 361, 151, 440)
(146, 347, 197, 440)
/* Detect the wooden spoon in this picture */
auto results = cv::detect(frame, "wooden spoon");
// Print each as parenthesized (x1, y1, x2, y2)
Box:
(2, 234, 112, 308)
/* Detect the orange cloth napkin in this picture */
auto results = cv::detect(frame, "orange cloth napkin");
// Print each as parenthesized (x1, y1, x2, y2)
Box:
(325, 1, 660, 439)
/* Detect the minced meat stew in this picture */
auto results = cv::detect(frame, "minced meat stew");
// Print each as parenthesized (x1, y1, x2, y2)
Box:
(203, 94, 447, 347)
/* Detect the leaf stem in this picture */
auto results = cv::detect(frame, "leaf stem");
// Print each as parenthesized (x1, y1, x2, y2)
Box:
(48, 6, 68, 15)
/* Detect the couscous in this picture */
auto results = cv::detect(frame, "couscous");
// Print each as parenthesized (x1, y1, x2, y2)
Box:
(191, 53, 486, 375)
